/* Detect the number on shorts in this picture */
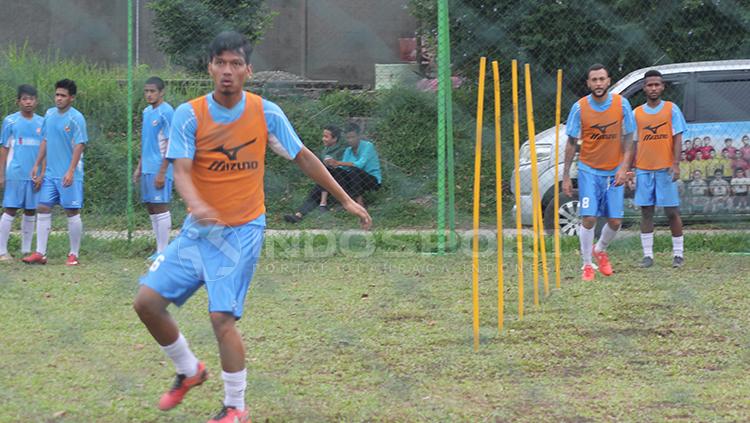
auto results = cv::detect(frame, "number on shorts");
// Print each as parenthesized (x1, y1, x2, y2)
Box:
(581, 197, 590, 209)
(149, 255, 165, 272)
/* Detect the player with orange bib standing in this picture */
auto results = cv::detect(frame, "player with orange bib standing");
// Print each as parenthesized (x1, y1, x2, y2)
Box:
(132, 31, 371, 423)
(563, 64, 636, 281)
(633, 70, 687, 268)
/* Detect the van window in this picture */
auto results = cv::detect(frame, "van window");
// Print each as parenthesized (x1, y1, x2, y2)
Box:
(695, 78, 750, 123)
(624, 78, 688, 110)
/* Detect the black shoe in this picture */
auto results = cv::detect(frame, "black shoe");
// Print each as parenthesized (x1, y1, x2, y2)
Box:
(672, 256, 684, 268)
(639, 256, 654, 268)
(283, 213, 302, 223)
(318, 205, 329, 213)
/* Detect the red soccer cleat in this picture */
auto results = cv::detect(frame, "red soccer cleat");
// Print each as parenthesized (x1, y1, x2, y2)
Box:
(22, 252, 47, 265)
(158, 361, 208, 411)
(207, 405, 251, 423)
(65, 254, 80, 266)
(582, 264, 596, 282)
(592, 246, 613, 276)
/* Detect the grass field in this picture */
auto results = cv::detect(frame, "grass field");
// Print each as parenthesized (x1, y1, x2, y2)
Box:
(1, 234, 749, 422)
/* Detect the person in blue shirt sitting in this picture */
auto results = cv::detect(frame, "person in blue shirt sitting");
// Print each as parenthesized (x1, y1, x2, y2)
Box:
(326, 122, 382, 207)
(285, 122, 381, 223)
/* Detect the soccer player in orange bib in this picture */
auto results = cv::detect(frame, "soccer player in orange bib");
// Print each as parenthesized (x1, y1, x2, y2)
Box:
(563, 64, 636, 281)
(633, 70, 687, 268)
(132, 31, 371, 423)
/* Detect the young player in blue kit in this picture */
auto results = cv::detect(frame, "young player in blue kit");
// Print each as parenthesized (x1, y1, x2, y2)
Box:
(23, 79, 88, 266)
(132, 32, 371, 422)
(562, 64, 636, 281)
(133, 77, 174, 257)
(0, 85, 44, 261)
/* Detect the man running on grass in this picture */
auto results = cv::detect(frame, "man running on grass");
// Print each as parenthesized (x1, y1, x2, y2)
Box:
(633, 70, 687, 268)
(132, 31, 371, 423)
(563, 63, 635, 281)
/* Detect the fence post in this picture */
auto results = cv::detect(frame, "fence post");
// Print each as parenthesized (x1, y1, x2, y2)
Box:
(127, 0, 134, 242)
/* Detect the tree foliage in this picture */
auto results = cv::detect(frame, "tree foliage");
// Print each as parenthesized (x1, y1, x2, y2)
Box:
(410, 0, 750, 96)
(149, 0, 274, 73)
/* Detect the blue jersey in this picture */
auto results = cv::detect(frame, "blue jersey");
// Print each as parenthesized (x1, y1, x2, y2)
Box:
(341, 140, 382, 183)
(2, 112, 44, 181)
(566, 93, 637, 139)
(634, 100, 687, 137)
(168, 92, 304, 227)
(42, 107, 88, 181)
(141, 102, 174, 178)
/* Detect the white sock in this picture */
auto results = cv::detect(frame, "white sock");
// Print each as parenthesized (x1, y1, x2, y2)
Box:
(0, 213, 14, 255)
(595, 224, 619, 252)
(21, 215, 35, 254)
(672, 236, 684, 258)
(160, 333, 199, 377)
(641, 232, 654, 258)
(222, 369, 247, 411)
(36, 213, 52, 255)
(67, 215, 82, 256)
(150, 211, 171, 253)
(579, 225, 595, 266)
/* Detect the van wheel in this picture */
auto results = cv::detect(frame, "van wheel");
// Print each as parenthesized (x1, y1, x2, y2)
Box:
(543, 193, 604, 237)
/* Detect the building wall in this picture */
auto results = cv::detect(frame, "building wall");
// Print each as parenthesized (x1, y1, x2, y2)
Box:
(0, 0, 415, 86)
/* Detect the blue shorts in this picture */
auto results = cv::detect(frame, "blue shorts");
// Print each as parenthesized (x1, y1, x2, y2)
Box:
(578, 168, 624, 218)
(634, 168, 680, 208)
(140, 216, 265, 319)
(39, 178, 84, 209)
(140, 174, 173, 204)
(2, 180, 40, 209)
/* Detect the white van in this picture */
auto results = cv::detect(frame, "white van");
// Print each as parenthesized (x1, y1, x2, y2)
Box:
(513, 60, 750, 235)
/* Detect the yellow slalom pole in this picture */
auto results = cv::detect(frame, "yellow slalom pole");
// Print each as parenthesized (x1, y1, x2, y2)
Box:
(492, 61, 504, 334)
(524, 64, 540, 307)
(472, 57, 486, 351)
(511, 60, 524, 320)
(537, 184, 550, 296)
(554, 69, 563, 290)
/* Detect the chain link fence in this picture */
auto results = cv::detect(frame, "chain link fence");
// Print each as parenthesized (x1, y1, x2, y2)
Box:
(1, 0, 749, 253)
(413, 0, 750, 237)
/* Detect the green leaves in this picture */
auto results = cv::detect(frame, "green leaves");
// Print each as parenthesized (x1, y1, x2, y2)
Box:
(148, 0, 274, 73)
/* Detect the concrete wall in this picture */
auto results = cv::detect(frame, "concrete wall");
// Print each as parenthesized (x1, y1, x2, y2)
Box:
(0, 0, 415, 86)
(254, 0, 417, 85)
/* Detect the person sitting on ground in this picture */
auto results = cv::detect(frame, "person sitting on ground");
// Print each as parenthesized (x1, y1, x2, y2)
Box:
(324, 122, 382, 208)
(284, 125, 346, 223)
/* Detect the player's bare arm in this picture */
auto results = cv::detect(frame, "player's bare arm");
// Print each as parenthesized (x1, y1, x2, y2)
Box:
(562, 136, 577, 196)
(172, 158, 217, 223)
(672, 132, 683, 181)
(133, 157, 142, 184)
(30, 138, 47, 184)
(155, 156, 169, 189)
(63, 143, 85, 187)
(294, 146, 372, 230)
(615, 132, 634, 186)
(0, 146, 7, 189)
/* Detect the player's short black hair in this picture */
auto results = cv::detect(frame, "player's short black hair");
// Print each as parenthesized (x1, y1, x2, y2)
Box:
(644, 69, 662, 79)
(344, 122, 361, 134)
(17, 84, 37, 99)
(145, 76, 165, 91)
(208, 31, 253, 64)
(55, 79, 77, 96)
(586, 63, 608, 79)
(323, 125, 341, 140)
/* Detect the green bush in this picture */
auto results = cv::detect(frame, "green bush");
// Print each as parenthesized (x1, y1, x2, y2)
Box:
(149, 0, 273, 73)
